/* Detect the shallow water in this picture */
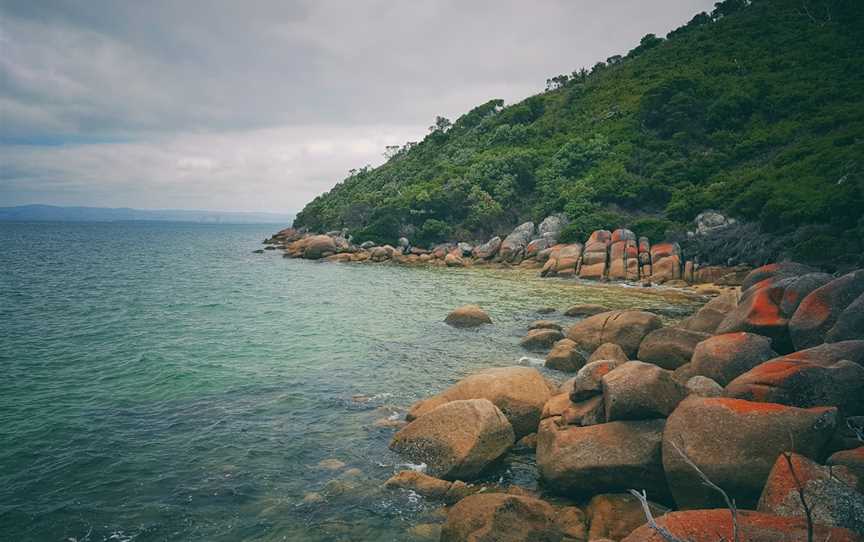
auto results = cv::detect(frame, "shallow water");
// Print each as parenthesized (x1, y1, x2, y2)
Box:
(0, 222, 704, 541)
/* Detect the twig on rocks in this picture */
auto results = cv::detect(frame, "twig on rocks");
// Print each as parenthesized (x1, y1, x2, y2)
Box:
(628, 489, 688, 542)
(670, 439, 740, 542)
(781, 452, 814, 542)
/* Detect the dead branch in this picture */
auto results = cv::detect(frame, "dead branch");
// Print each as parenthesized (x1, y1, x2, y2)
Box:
(628, 489, 689, 542)
(781, 452, 814, 542)
(670, 440, 740, 542)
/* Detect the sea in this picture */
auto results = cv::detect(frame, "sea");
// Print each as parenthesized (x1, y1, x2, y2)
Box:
(0, 221, 703, 541)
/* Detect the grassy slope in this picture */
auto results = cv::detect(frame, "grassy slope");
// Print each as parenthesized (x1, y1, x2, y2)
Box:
(294, 0, 864, 267)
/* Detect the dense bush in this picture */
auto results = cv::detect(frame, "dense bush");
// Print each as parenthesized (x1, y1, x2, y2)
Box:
(295, 0, 864, 265)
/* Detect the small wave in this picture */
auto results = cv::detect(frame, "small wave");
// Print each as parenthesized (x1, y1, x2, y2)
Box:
(517, 356, 544, 367)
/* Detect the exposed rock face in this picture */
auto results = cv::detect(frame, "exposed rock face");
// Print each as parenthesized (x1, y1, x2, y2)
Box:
(716, 277, 795, 353)
(570, 359, 627, 402)
(608, 229, 639, 281)
(529, 320, 563, 332)
(741, 262, 819, 293)
(579, 230, 612, 280)
(545, 339, 586, 373)
(694, 211, 732, 235)
(564, 304, 609, 317)
(406, 367, 552, 439)
(537, 214, 569, 242)
(586, 493, 665, 541)
(302, 235, 338, 259)
(499, 222, 535, 263)
(828, 447, 864, 481)
(525, 238, 551, 259)
(520, 328, 565, 352)
(685, 375, 723, 397)
(566, 310, 662, 358)
(725, 357, 864, 416)
(440, 493, 587, 542)
(789, 270, 864, 350)
(445, 305, 492, 328)
(602, 361, 686, 421)
(758, 452, 864, 534)
(778, 272, 835, 316)
(637, 327, 711, 370)
(561, 395, 605, 427)
(649, 242, 681, 283)
(827, 292, 864, 343)
(390, 399, 515, 480)
(689, 332, 777, 386)
(472, 236, 501, 260)
(662, 396, 838, 509)
(587, 343, 629, 364)
(540, 243, 583, 277)
(444, 248, 465, 267)
(622, 510, 860, 542)
(537, 418, 668, 497)
(679, 290, 740, 334)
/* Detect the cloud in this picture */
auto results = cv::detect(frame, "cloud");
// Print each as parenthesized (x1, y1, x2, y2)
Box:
(0, 0, 716, 211)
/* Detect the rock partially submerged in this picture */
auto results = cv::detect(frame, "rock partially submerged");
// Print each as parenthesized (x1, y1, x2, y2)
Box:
(445, 305, 492, 328)
(390, 399, 515, 480)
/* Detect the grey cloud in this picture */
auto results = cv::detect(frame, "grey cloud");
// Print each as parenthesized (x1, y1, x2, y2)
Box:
(0, 0, 716, 211)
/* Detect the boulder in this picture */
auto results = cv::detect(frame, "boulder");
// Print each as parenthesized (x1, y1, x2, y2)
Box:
(562, 304, 608, 319)
(445, 305, 492, 328)
(567, 310, 662, 358)
(537, 418, 668, 497)
(694, 211, 732, 234)
(540, 243, 583, 277)
(775, 339, 864, 365)
(384, 470, 477, 504)
(649, 242, 682, 283)
(828, 447, 864, 481)
(520, 328, 565, 352)
(444, 249, 465, 267)
(537, 214, 569, 242)
(302, 235, 337, 259)
(725, 358, 864, 416)
(472, 236, 502, 260)
(608, 230, 638, 281)
(679, 290, 740, 334)
(827, 292, 864, 343)
(758, 452, 864, 534)
(741, 261, 819, 293)
(685, 375, 723, 397)
(622, 509, 860, 542)
(525, 238, 551, 259)
(778, 272, 835, 317)
(586, 493, 665, 541)
(602, 361, 687, 421)
(637, 327, 711, 370)
(499, 222, 535, 263)
(561, 395, 605, 427)
(579, 231, 612, 280)
(370, 245, 396, 262)
(390, 399, 515, 480)
(529, 320, 563, 332)
(587, 342, 629, 364)
(716, 278, 794, 353)
(570, 359, 627, 402)
(662, 396, 838, 509)
(689, 332, 777, 386)
(541, 392, 573, 420)
(545, 339, 586, 373)
(440, 493, 587, 542)
(406, 367, 552, 439)
(790, 270, 864, 349)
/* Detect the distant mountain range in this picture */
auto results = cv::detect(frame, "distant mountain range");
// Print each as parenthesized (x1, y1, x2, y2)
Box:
(0, 205, 294, 224)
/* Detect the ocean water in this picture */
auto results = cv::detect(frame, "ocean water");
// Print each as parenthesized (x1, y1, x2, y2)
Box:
(0, 222, 704, 542)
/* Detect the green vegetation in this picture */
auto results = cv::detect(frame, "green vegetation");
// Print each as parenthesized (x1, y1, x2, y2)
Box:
(294, 0, 864, 265)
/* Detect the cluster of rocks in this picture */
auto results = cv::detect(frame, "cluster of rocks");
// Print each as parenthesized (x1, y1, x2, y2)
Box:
(264, 216, 751, 286)
(381, 263, 864, 541)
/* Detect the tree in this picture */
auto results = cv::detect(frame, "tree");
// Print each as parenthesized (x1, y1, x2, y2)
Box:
(429, 116, 452, 133)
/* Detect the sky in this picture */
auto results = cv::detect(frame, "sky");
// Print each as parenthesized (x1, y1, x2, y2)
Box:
(0, 0, 716, 213)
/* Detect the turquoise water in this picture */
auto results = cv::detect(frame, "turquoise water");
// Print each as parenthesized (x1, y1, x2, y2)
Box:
(0, 222, 703, 541)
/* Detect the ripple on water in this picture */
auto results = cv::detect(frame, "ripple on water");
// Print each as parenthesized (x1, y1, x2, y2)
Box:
(0, 222, 705, 541)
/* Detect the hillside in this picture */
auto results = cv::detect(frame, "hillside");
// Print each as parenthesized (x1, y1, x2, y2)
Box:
(294, 0, 864, 268)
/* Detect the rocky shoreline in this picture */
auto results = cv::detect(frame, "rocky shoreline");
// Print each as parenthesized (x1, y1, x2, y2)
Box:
(261, 213, 752, 289)
(265, 220, 864, 540)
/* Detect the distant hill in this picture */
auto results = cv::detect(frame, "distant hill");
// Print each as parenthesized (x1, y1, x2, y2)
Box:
(0, 205, 294, 224)
(294, 0, 863, 267)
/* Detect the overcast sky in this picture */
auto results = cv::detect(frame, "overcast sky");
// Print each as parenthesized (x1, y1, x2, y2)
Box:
(0, 0, 716, 212)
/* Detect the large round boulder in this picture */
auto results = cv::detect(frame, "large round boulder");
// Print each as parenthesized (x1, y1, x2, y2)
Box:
(758, 452, 864, 534)
(566, 310, 662, 358)
(827, 292, 864, 343)
(716, 278, 794, 353)
(622, 509, 860, 542)
(440, 493, 587, 542)
(499, 222, 535, 263)
(570, 359, 626, 402)
(390, 399, 515, 480)
(302, 234, 337, 259)
(545, 338, 586, 373)
(662, 396, 838, 509)
(778, 272, 835, 317)
(537, 417, 668, 497)
(828, 446, 864, 481)
(740, 261, 819, 293)
(790, 270, 864, 350)
(601, 361, 687, 421)
(679, 290, 740, 334)
(637, 327, 711, 370)
(406, 367, 552, 439)
(689, 332, 777, 386)
(587, 342, 629, 364)
(520, 328, 564, 352)
(472, 236, 501, 260)
(445, 305, 492, 328)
